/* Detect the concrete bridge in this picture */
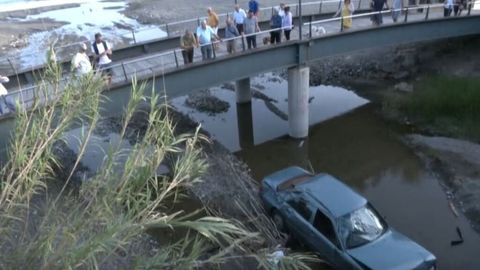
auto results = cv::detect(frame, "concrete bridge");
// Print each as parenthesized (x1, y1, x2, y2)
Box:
(0, 3, 479, 151)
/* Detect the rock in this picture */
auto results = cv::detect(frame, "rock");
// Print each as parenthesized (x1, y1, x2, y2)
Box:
(392, 70, 410, 80)
(394, 82, 413, 92)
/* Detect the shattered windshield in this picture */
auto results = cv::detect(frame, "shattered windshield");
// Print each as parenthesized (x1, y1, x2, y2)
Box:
(337, 204, 386, 249)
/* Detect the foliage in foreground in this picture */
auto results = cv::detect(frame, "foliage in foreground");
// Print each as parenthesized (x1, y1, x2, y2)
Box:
(0, 52, 318, 269)
(385, 76, 480, 142)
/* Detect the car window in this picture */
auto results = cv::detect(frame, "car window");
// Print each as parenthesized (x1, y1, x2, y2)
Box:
(287, 199, 312, 221)
(313, 209, 341, 249)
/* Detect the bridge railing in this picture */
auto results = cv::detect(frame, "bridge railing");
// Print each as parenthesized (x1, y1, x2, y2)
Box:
(0, 0, 478, 116)
(0, 0, 372, 76)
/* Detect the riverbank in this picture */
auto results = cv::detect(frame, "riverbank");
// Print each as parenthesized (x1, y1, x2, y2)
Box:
(306, 35, 480, 234)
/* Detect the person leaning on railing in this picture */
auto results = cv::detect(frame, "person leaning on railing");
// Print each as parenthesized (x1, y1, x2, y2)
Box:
(270, 8, 283, 44)
(282, 6, 293, 41)
(225, 19, 240, 54)
(333, 0, 355, 31)
(196, 20, 220, 60)
(180, 29, 197, 64)
(0, 75, 15, 115)
(244, 10, 261, 49)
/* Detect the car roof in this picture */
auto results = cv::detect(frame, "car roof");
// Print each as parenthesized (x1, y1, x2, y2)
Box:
(295, 174, 367, 218)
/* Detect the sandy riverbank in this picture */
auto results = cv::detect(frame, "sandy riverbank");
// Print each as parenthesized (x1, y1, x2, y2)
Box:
(0, 18, 68, 53)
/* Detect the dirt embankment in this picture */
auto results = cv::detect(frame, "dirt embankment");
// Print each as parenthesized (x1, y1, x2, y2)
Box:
(122, 0, 301, 25)
(0, 19, 68, 53)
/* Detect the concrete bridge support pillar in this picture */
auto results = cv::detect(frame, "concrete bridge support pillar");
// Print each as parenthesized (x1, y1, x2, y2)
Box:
(235, 77, 251, 104)
(288, 65, 310, 139)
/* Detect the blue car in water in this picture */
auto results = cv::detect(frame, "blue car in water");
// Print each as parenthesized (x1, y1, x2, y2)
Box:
(260, 166, 437, 270)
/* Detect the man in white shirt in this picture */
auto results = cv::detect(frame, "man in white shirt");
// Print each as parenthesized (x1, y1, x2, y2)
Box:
(71, 43, 92, 76)
(196, 20, 219, 60)
(92, 33, 113, 84)
(278, 3, 286, 18)
(233, 4, 247, 34)
(0, 75, 15, 114)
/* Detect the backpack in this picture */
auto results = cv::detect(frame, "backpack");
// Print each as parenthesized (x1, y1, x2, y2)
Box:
(92, 41, 111, 62)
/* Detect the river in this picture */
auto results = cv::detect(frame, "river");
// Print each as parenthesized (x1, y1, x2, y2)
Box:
(171, 72, 480, 269)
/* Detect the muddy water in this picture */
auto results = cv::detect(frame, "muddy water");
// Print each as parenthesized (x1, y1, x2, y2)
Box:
(172, 74, 480, 269)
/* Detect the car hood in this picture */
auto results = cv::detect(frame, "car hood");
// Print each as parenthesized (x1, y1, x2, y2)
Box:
(347, 230, 434, 270)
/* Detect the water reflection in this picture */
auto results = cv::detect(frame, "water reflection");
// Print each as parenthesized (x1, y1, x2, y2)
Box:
(238, 105, 480, 269)
(236, 102, 254, 149)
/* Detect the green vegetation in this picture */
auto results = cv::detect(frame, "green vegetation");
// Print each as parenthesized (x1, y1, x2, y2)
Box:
(386, 76, 480, 142)
(0, 50, 318, 269)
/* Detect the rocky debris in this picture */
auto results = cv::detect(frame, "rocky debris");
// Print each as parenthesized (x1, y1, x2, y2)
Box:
(394, 82, 413, 93)
(185, 89, 230, 115)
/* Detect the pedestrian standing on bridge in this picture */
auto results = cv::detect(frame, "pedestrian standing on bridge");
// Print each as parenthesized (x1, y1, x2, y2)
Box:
(71, 43, 92, 76)
(391, 0, 402, 22)
(444, 0, 454, 16)
(233, 4, 247, 34)
(453, 0, 464, 16)
(180, 29, 196, 64)
(248, 0, 259, 17)
(278, 3, 286, 18)
(196, 20, 219, 60)
(371, 0, 389, 26)
(270, 8, 282, 44)
(0, 75, 15, 114)
(334, 0, 355, 31)
(207, 7, 220, 35)
(244, 10, 260, 49)
(282, 6, 293, 41)
(92, 33, 113, 85)
(225, 19, 240, 54)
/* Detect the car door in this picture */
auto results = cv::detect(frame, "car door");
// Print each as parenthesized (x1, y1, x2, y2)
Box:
(280, 198, 315, 244)
(311, 209, 363, 270)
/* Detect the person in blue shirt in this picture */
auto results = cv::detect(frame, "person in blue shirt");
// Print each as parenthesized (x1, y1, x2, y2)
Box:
(270, 8, 282, 44)
(248, 0, 259, 16)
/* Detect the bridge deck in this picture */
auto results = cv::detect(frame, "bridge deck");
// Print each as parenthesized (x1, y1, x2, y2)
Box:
(1, 7, 479, 117)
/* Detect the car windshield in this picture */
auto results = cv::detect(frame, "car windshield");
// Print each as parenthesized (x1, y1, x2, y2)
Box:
(337, 205, 386, 249)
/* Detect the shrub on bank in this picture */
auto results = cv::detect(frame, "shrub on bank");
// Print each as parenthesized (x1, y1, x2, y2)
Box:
(0, 52, 318, 269)
(395, 76, 480, 142)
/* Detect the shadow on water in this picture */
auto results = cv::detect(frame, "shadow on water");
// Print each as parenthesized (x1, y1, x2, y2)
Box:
(171, 72, 480, 269)
(237, 105, 480, 270)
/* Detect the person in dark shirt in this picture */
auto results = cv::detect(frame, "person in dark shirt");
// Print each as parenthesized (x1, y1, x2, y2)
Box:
(248, 0, 259, 16)
(270, 8, 282, 44)
(371, 0, 389, 26)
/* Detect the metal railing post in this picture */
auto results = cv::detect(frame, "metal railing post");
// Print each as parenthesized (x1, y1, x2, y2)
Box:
(271, 7, 274, 17)
(319, 1, 323, 14)
(358, 0, 363, 10)
(404, 7, 409, 22)
(131, 29, 137, 44)
(241, 36, 246, 51)
(166, 23, 170, 37)
(299, 0, 303, 40)
(338, 0, 342, 11)
(121, 62, 128, 81)
(425, 5, 430, 19)
(468, 1, 472, 15)
(197, 18, 200, 26)
(173, 50, 179, 67)
(340, 16, 344, 32)
(309, 15, 313, 38)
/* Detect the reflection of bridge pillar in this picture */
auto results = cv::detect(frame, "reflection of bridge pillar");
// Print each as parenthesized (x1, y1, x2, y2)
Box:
(288, 65, 310, 139)
(236, 102, 254, 149)
(235, 77, 251, 104)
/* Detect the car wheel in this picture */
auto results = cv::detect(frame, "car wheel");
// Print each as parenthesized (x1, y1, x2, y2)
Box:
(272, 209, 287, 233)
